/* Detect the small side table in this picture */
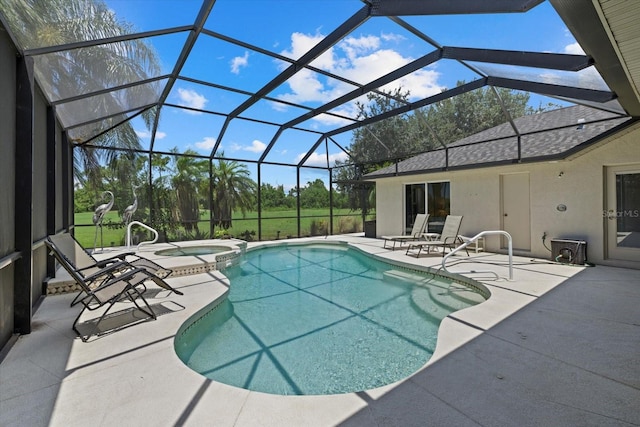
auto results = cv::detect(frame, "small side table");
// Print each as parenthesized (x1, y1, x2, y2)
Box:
(458, 235, 484, 253)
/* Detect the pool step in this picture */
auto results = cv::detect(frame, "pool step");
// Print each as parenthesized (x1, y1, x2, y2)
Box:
(383, 269, 486, 318)
(383, 269, 434, 286)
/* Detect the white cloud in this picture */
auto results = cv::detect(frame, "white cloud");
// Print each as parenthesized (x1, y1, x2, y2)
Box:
(564, 42, 585, 55)
(229, 139, 267, 153)
(135, 130, 166, 139)
(194, 136, 217, 150)
(340, 35, 380, 60)
(275, 32, 443, 125)
(276, 68, 333, 104)
(281, 32, 325, 62)
(231, 51, 249, 74)
(381, 32, 406, 43)
(177, 88, 208, 114)
(312, 110, 357, 127)
(296, 151, 349, 166)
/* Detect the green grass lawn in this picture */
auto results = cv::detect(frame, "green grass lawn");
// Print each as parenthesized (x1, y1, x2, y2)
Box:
(73, 208, 373, 248)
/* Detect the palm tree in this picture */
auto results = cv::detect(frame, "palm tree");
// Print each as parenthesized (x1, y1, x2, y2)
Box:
(170, 149, 208, 232)
(1, 0, 161, 190)
(212, 155, 256, 230)
(149, 153, 177, 239)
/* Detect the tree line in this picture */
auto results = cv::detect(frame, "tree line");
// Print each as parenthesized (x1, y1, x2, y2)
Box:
(333, 84, 560, 213)
(75, 149, 353, 232)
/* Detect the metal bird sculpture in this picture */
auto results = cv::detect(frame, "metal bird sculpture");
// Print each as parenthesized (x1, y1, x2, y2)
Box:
(92, 190, 114, 252)
(121, 185, 138, 226)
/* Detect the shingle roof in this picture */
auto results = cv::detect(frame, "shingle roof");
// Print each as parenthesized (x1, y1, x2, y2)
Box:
(365, 104, 633, 178)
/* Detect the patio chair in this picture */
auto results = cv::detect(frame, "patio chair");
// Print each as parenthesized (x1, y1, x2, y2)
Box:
(47, 233, 182, 307)
(405, 215, 468, 257)
(45, 237, 164, 341)
(382, 213, 430, 250)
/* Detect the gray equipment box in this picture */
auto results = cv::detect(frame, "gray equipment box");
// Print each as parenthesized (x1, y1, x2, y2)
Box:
(551, 239, 587, 265)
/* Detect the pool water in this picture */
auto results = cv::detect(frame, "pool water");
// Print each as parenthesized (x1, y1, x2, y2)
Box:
(174, 244, 485, 395)
(154, 245, 231, 256)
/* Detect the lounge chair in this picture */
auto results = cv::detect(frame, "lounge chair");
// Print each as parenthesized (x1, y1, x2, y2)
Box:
(405, 215, 468, 257)
(45, 237, 167, 341)
(47, 233, 183, 308)
(382, 213, 429, 249)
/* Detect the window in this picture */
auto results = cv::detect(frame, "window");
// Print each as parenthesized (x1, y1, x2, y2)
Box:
(427, 182, 450, 234)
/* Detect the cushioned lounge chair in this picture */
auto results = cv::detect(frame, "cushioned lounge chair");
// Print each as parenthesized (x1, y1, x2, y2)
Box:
(405, 215, 468, 257)
(382, 213, 429, 250)
(47, 233, 183, 308)
(45, 237, 168, 341)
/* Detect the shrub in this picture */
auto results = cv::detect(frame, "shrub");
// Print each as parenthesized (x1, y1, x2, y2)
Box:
(310, 220, 328, 236)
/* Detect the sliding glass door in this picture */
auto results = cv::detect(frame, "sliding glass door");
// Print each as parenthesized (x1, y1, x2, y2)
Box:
(404, 184, 425, 234)
(606, 165, 640, 262)
(427, 182, 450, 234)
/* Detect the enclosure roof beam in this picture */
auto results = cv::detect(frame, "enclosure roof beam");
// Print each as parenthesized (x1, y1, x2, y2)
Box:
(212, 5, 370, 158)
(51, 74, 171, 106)
(328, 136, 353, 160)
(79, 106, 154, 146)
(65, 103, 157, 133)
(151, 0, 216, 151)
(22, 26, 192, 57)
(488, 76, 616, 103)
(258, 126, 285, 164)
(442, 47, 593, 71)
(368, 0, 544, 16)
(297, 135, 327, 167)
(283, 49, 442, 129)
(225, 6, 371, 120)
(326, 79, 487, 136)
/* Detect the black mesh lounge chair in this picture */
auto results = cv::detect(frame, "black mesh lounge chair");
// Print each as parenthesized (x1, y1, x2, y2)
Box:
(381, 213, 429, 249)
(405, 215, 468, 257)
(45, 237, 168, 341)
(47, 233, 183, 310)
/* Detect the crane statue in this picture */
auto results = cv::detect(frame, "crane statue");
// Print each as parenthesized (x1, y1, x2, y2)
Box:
(121, 185, 139, 227)
(92, 190, 114, 252)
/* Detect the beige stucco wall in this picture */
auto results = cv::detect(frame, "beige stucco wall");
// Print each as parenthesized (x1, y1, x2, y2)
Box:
(372, 122, 640, 268)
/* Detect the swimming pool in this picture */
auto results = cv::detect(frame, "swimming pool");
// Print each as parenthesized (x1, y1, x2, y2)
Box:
(174, 243, 486, 395)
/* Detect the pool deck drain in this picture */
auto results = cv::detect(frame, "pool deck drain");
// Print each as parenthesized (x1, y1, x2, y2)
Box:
(1, 235, 638, 426)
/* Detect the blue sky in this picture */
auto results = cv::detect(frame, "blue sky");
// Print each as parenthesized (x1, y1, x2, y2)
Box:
(104, 0, 595, 189)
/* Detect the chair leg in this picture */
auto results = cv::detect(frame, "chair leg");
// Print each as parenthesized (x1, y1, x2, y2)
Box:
(126, 287, 157, 320)
(73, 286, 156, 342)
(456, 237, 470, 256)
(72, 307, 90, 342)
(70, 291, 84, 307)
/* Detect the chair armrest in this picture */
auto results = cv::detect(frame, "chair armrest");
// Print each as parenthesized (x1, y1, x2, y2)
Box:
(81, 261, 134, 282)
(94, 252, 136, 266)
(91, 267, 150, 293)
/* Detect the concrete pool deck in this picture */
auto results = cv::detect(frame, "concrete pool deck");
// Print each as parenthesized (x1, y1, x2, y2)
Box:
(1, 235, 639, 426)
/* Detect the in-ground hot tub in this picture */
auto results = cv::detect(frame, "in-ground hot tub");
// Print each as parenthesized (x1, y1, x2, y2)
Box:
(155, 245, 233, 257)
(145, 240, 246, 276)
